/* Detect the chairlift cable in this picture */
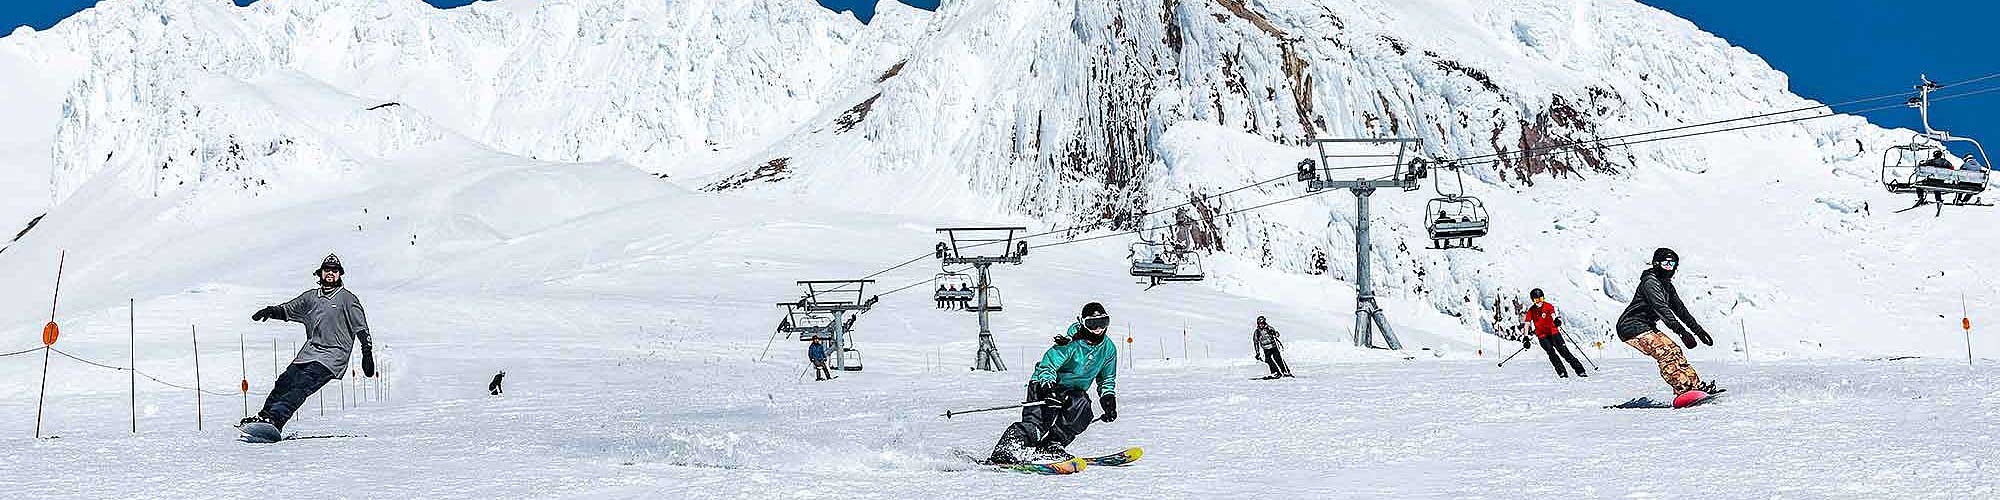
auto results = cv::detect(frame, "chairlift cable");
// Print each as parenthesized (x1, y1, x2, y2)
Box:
(832, 73, 2000, 289)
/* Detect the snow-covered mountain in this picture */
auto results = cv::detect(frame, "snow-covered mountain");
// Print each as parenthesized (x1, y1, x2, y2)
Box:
(1, 0, 1986, 358)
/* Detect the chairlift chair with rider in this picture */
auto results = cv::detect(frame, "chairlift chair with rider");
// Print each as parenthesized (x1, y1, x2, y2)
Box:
(1128, 239, 1206, 287)
(1422, 162, 1489, 249)
(1882, 76, 1994, 215)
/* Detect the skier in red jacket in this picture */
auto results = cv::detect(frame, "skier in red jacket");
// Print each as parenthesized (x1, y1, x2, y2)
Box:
(1524, 288, 1586, 378)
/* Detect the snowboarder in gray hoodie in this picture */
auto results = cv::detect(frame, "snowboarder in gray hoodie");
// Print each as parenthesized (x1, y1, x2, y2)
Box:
(240, 254, 376, 431)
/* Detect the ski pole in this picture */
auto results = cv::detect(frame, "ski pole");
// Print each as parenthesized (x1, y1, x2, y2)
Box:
(1567, 334, 1600, 370)
(943, 400, 1048, 419)
(1497, 339, 1531, 367)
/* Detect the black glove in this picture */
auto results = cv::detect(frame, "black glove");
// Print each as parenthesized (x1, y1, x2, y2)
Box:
(1693, 328, 1714, 346)
(361, 349, 377, 377)
(251, 305, 285, 322)
(1051, 335, 1071, 346)
(1678, 331, 1699, 349)
(1098, 394, 1118, 422)
(1030, 380, 1063, 406)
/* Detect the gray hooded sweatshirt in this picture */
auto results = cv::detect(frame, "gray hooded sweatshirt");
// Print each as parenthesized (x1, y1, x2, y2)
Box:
(279, 286, 372, 379)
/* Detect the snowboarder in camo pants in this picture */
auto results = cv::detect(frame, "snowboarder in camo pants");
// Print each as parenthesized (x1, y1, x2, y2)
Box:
(243, 254, 376, 431)
(1615, 248, 1719, 396)
(988, 302, 1120, 464)
(1524, 288, 1585, 378)
(1252, 316, 1292, 378)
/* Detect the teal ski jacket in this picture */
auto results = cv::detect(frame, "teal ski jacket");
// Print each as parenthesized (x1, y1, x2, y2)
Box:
(1030, 322, 1118, 396)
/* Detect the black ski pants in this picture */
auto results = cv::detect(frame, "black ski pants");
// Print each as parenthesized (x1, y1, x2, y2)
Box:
(259, 361, 336, 430)
(990, 387, 1095, 462)
(1260, 346, 1292, 376)
(1539, 333, 1586, 377)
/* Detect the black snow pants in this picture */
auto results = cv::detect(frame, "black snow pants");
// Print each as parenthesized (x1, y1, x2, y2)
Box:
(1260, 346, 1292, 377)
(1539, 334, 1586, 377)
(989, 387, 1095, 463)
(259, 361, 337, 430)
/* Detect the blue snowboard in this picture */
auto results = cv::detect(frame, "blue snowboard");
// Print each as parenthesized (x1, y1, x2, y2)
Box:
(239, 422, 283, 443)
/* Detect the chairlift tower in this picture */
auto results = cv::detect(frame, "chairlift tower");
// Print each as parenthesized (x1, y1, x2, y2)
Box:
(777, 280, 877, 371)
(1300, 138, 1429, 350)
(936, 227, 1030, 371)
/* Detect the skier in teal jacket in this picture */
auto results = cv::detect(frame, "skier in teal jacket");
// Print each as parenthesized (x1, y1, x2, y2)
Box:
(987, 302, 1119, 464)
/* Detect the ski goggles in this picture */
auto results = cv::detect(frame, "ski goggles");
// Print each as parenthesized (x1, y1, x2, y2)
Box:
(1081, 314, 1111, 331)
(1657, 259, 1678, 271)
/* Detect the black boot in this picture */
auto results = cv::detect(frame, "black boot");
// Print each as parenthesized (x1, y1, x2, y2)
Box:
(237, 415, 269, 427)
(987, 424, 1035, 465)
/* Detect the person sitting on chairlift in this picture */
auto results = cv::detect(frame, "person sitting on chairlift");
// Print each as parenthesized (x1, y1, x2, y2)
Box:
(1954, 154, 1987, 204)
(1916, 151, 1958, 203)
(1920, 150, 1955, 170)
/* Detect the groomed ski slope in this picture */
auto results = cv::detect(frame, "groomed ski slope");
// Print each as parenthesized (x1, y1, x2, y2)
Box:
(0, 185, 1995, 498)
(5, 345, 1996, 497)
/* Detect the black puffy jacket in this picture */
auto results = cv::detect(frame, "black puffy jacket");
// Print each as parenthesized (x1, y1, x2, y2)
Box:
(1615, 268, 1705, 341)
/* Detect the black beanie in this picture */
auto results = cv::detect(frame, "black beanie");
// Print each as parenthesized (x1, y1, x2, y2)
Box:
(1651, 247, 1678, 264)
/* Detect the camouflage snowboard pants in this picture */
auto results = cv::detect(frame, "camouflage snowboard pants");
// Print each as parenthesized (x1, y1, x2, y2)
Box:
(1625, 331, 1702, 394)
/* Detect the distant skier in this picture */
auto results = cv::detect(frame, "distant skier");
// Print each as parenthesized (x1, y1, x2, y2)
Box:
(488, 371, 506, 395)
(808, 340, 832, 381)
(241, 254, 376, 433)
(1252, 316, 1292, 379)
(1523, 288, 1585, 378)
(987, 302, 1119, 465)
(1615, 248, 1719, 401)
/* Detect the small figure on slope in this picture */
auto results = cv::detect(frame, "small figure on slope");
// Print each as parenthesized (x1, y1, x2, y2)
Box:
(987, 302, 1120, 465)
(1252, 316, 1293, 379)
(488, 371, 506, 396)
(242, 254, 377, 433)
(1524, 288, 1586, 378)
(1615, 248, 1721, 406)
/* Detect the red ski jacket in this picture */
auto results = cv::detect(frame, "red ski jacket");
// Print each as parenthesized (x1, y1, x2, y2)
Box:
(1524, 301, 1559, 338)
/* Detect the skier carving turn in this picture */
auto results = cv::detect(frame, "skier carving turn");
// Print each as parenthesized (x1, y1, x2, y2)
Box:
(986, 302, 1119, 465)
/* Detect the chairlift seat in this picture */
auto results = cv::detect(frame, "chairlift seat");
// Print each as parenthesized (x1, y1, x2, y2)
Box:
(1430, 219, 1490, 239)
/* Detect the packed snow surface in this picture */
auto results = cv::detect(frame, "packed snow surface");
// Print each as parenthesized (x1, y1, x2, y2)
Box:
(0, 0, 1997, 498)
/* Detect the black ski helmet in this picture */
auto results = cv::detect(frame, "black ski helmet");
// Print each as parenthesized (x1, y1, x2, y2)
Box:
(1075, 302, 1110, 345)
(1529, 288, 1544, 300)
(1080, 302, 1107, 319)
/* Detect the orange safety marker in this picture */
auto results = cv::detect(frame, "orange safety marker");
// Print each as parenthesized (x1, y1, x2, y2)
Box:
(42, 322, 58, 346)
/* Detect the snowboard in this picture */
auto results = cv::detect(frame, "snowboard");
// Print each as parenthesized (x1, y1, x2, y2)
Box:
(1082, 447, 1143, 467)
(954, 447, 1141, 474)
(998, 457, 1088, 475)
(238, 422, 284, 443)
(1607, 392, 1722, 409)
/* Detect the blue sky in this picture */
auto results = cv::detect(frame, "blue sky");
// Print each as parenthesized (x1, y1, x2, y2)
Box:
(4, 1, 1993, 148)
(1639, 0, 1999, 150)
